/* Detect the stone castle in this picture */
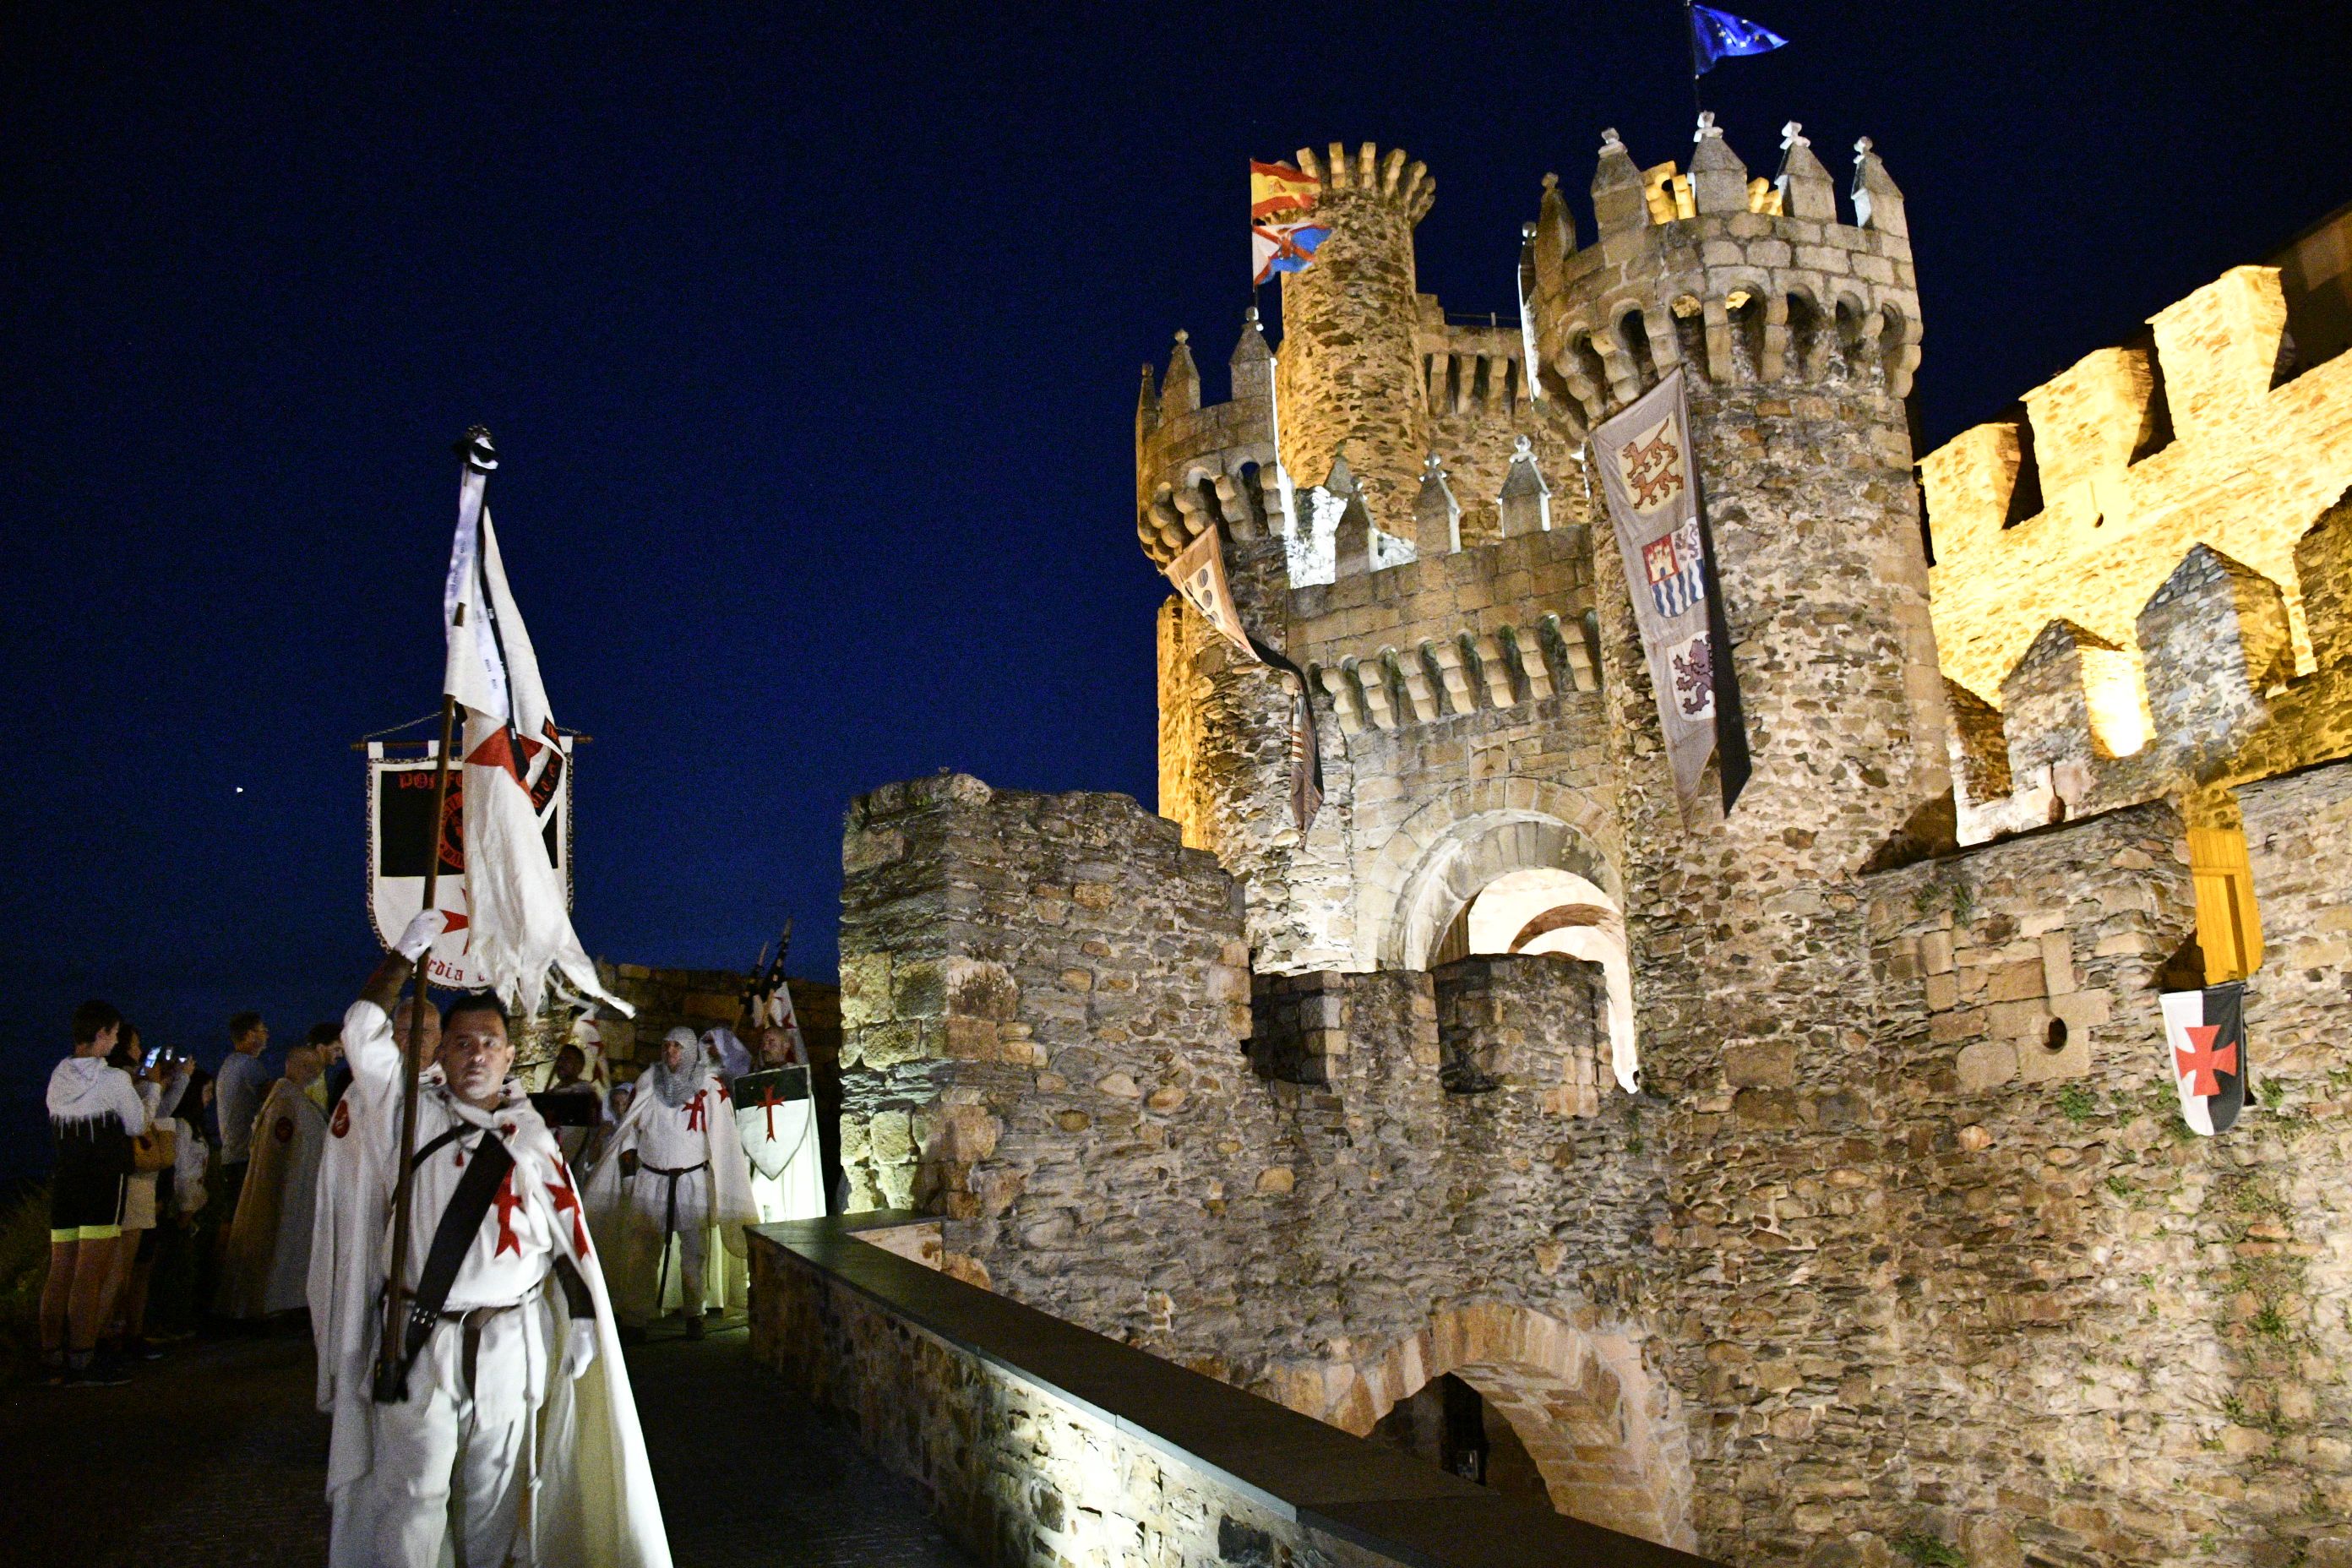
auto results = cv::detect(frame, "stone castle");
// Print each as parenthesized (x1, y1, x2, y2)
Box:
(825, 122, 2352, 1566)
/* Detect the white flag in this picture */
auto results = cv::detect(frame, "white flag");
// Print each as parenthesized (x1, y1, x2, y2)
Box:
(438, 445, 631, 1018)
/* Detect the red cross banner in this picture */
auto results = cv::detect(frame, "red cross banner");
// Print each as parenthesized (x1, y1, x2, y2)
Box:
(1591, 368, 1750, 818)
(2158, 981, 2249, 1135)
(433, 434, 630, 1017)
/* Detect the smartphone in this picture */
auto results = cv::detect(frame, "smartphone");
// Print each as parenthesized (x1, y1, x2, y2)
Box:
(143, 1046, 163, 1070)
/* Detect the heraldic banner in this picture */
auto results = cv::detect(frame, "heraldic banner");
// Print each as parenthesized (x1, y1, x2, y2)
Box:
(1166, 526, 1323, 831)
(1591, 367, 1750, 816)
(2158, 981, 2250, 1135)
(366, 736, 572, 992)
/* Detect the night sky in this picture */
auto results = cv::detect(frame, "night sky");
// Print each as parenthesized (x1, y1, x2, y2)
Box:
(5, 1, 2349, 1173)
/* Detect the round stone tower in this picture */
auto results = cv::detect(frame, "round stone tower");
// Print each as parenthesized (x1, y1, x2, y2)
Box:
(1272, 142, 1437, 538)
(1530, 118, 1947, 887)
(1528, 117, 1954, 1552)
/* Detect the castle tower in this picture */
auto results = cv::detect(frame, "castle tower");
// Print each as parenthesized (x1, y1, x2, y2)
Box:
(1527, 117, 1953, 1551)
(1271, 143, 1437, 536)
(1530, 117, 1947, 881)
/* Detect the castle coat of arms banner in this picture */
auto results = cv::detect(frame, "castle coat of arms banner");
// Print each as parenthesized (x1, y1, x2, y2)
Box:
(365, 735, 573, 992)
(1591, 368, 1750, 815)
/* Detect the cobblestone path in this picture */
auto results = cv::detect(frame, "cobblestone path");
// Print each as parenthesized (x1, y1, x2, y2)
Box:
(2, 1322, 974, 1567)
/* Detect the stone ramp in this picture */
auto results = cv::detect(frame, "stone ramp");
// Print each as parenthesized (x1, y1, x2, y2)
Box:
(1, 1326, 974, 1567)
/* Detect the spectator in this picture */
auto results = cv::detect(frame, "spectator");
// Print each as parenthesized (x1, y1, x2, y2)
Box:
(311, 1019, 351, 1112)
(207, 1009, 270, 1317)
(102, 1024, 193, 1360)
(539, 1043, 607, 1166)
(41, 999, 146, 1386)
(143, 1046, 212, 1342)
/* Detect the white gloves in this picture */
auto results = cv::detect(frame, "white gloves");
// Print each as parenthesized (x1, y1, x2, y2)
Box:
(564, 1319, 599, 1378)
(395, 908, 447, 962)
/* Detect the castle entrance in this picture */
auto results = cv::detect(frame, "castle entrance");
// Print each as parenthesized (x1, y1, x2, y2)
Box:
(1375, 795, 1636, 1088)
(1283, 1303, 1694, 1550)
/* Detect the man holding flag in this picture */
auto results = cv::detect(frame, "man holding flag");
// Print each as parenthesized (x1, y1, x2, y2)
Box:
(309, 430, 667, 1567)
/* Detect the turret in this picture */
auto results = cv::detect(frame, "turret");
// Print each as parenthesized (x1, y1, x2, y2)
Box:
(1528, 114, 1947, 869)
(1270, 142, 1436, 544)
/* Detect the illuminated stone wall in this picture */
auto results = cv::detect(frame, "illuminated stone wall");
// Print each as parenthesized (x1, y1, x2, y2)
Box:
(821, 136, 2352, 1568)
(1922, 254, 2352, 705)
(830, 771, 1696, 1548)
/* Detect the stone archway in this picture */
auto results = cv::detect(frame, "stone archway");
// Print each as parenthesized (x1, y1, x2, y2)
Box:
(1263, 1303, 1693, 1550)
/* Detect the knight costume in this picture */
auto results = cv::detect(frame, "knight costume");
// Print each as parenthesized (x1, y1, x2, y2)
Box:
(583, 1032, 757, 1330)
(310, 994, 670, 1567)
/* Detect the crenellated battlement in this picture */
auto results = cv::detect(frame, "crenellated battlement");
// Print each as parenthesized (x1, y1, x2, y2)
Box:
(1135, 313, 1288, 568)
(1527, 117, 1921, 426)
(1921, 234, 2352, 713)
(1952, 510, 2352, 841)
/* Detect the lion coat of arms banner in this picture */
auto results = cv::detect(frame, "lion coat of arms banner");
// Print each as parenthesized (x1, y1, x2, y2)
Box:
(1592, 368, 1750, 816)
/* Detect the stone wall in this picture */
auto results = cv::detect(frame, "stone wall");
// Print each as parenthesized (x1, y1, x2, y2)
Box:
(1852, 793, 2352, 1568)
(748, 1233, 1359, 1568)
(833, 773, 1695, 1549)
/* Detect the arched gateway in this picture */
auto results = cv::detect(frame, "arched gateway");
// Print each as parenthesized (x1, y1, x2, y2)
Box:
(1263, 1303, 1695, 1550)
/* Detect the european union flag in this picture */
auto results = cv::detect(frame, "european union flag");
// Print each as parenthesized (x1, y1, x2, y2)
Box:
(1690, 4, 1788, 74)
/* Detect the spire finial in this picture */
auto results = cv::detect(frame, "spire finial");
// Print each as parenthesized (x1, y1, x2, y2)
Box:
(1173, 328, 1190, 345)
(1512, 433, 1534, 460)
(1695, 111, 1720, 143)
(1854, 135, 1875, 162)
(1600, 127, 1623, 150)
(1243, 306, 1260, 326)
(1781, 121, 1807, 150)
(1542, 171, 1560, 190)
(1521, 220, 1537, 240)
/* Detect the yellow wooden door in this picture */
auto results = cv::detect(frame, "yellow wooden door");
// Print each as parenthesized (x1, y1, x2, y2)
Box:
(2187, 825, 2262, 983)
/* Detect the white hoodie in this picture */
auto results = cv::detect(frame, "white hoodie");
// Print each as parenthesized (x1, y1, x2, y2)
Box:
(46, 1056, 147, 1135)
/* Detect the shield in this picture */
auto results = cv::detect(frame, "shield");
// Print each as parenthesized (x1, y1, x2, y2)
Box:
(366, 736, 572, 989)
(732, 1065, 814, 1182)
(2157, 982, 2249, 1135)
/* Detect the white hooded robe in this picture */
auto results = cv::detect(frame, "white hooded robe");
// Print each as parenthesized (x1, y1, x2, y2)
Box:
(310, 998, 670, 1568)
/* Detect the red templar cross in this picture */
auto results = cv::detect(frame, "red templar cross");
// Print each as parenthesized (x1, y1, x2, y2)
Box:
(2175, 1024, 2239, 1098)
(684, 1091, 707, 1132)
(546, 1162, 588, 1256)
(493, 1169, 524, 1257)
(754, 1085, 784, 1141)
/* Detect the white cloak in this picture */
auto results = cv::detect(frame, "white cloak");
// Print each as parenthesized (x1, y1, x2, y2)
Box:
(310, 999, 670, 1568)
(583, 1070, 759, 1317)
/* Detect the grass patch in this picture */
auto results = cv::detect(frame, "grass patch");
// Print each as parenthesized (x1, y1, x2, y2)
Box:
(1893, 1532, 1967, 1567)
(2056, 1085, 2098, 1124)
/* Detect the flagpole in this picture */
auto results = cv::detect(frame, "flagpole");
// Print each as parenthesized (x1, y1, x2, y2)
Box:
(1685, 0, 1704, 118)
(373, 427, 492, 1403)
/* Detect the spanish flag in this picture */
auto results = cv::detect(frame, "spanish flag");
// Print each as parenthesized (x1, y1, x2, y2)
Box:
(1250, 160, 1318, 220)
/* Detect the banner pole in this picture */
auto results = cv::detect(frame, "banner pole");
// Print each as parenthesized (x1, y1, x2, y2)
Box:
(375, 427, 492, 1401)
(373, 689, 459, 1401)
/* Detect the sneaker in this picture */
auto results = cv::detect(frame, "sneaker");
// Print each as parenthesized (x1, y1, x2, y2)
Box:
(125, 1337, 165, 1362)
(683, 1312, 705, 1341)
(69, 1354, 132, 1387)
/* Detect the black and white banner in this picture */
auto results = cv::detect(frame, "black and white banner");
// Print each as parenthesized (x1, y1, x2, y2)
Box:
(1591, 368, 1750, 815)
(364, 736, 571, 992)
(2158, 982, 2250, 1135)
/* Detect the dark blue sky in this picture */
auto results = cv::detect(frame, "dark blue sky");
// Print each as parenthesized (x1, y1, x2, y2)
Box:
(5, 0, 2348, 1160)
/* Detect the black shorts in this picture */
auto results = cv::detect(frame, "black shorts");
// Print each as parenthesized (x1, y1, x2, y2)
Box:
(50, 1162, 127, 1242)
